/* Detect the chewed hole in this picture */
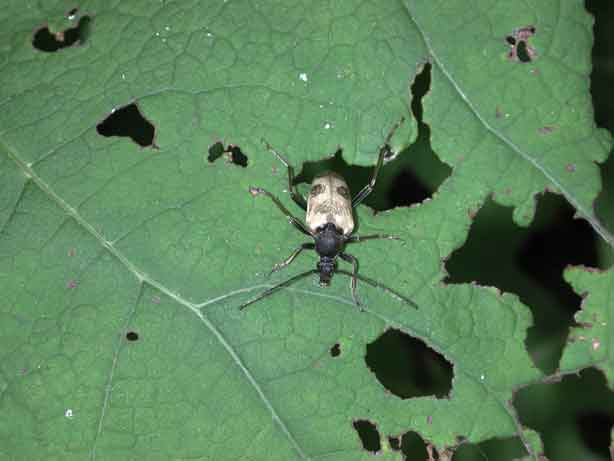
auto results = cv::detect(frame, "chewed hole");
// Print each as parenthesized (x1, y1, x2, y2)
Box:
(505, 25, 537, 63)
(353, 420, 381, 453)
(399, 431, 430, 460)
(445, 194, 601, 373)
(208, 142, 248, 167)
(32, 15, 91, 52)
(126, 331, 139, 341)
(365, 328, 453, 399)
(96, 103, 156, 147)
(452, 436, 527, 459)
(516, 40, 532, 63)
(294, 63, 450, 213)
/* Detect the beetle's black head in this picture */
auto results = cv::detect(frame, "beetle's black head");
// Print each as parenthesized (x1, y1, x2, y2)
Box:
(317, 257, 336, 286)
(314, 222, 344, 258)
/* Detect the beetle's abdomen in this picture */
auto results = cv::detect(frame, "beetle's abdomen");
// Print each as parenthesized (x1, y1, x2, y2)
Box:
(306, 172, 354, 235)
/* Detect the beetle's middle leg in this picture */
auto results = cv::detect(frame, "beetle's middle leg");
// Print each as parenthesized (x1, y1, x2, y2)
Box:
(249, 187, 313, 237)
(261, 138, 307, 210)
(269, 243, 315, 276)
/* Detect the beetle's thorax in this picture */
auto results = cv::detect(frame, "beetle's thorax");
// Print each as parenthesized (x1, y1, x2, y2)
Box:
(306, 172, 354, 236)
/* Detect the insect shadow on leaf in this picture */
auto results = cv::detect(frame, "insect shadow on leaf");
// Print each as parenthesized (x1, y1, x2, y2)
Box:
(240, 118, 420, 310)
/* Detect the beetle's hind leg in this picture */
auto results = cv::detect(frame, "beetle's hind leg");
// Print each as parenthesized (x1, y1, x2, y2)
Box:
(261, 138, 307, 210)
(269, 243, 315, 276)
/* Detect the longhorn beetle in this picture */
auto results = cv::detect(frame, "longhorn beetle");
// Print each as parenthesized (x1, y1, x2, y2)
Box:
(240, 117, 418, 310)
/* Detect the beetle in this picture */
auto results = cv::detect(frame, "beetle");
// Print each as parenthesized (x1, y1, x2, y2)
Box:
(240, 117, 418, 310)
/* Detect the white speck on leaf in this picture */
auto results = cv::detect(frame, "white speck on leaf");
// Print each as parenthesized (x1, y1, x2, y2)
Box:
(299, 72, 308, 82)
(65, 409, 73, 419)
(324, 122, 332, 130)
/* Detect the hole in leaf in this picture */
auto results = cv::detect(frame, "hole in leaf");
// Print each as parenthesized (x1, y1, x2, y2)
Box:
(445, 194, 601, 373)
(365, 328, 453, 399)
(515, 368, 614, 461)
(586, 0, 614, 133)
(32, 15, 91, 52)
(388, 436, 401, 451)
(96, 103, 156, 147)
(451, 436, 527, 460)
(398, 431, 431, 460)
(329, 343, 341, 357)
(505, 25, 537, 63)
(516, 40, 532, 63)
(294, 63, 450, 212)
(577, 411, 614, 458)
(126, 331, 139, 341)
(353, 419, 381, 453)
(208, 142, 248, 167)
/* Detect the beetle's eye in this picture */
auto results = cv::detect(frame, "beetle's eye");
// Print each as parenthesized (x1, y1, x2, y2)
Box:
(311, 184, 325, 197)
(336, 185, 350, 199)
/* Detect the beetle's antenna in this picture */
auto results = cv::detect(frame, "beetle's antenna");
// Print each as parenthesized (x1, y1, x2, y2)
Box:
(336, 269, 419, 309)
(239, 269, 318, 310)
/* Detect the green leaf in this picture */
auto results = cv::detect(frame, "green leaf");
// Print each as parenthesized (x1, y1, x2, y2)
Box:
(559, 266, 614, 387)
(1, 1, 609, 460)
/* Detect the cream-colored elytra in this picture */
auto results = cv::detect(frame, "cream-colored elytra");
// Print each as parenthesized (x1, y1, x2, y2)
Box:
(306, 172, 354, 236)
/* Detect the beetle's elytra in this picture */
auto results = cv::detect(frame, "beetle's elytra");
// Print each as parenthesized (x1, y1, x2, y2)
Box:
(241, 118, 419, 310)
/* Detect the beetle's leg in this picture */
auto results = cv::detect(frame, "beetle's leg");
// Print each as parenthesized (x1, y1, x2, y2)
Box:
(336, 269, 419, 310)
(261, 138, 307, 210)
(240, 269, 318, 310)
(249, 187, 313, 237)
(352, 117, 406, 208)
(270, 243, 315, 276)
(346, 234, 401, 243)
(339, 252, 360, 306)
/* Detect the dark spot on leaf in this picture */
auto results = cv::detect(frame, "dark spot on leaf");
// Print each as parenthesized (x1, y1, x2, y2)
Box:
(352, 420, 381, 453)
(126, 331, 139, 341)
(505, 35, 517, 45)
(539, 126, 555, 134)
(96, 103, 156, 147)
(566, 163, 576, 172)
(445, 194, 601, 373)
(329, 343, 341, 357)
(365, 328, 453, 399)
(32, 15, 91, 52)
(295, 64, 450, 212)
(208, 142, 248, 167)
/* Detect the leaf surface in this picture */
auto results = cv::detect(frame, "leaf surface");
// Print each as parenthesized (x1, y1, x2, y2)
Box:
(1, 1, 609, 459)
